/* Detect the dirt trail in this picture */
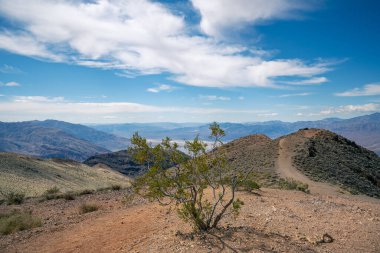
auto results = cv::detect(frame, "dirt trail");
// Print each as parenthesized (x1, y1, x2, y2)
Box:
(6, 202, 184, 253)
(276, 138, 340, 195)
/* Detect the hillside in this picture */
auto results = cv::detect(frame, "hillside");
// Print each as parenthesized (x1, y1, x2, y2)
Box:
(84, 149, 190, 177)
(289, 129, 380, 197)
(212, 129, 380, 198)
(0, 122, 109, 161)
(32, 120, 129, 151)
(0, 152, 130, 198)
(84, 150, 146, 177)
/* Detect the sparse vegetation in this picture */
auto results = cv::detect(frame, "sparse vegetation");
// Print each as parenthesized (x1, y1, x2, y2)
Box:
(78, 189, 95, 196)
(131, 123, 252, 231)
(2, 192, 25, 205)
(278, 178, 310, 193)
(79, 203, 99, 214)
(111, 184, 122, 191)
(0, 210, 41, 235)
(43, 186, 61, 200)
(293, 131, 380, 197)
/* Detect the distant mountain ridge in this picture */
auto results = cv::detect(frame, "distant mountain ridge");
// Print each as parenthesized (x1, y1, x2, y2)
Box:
(92, 113, 380, 155)
(0, 120, 128, 161)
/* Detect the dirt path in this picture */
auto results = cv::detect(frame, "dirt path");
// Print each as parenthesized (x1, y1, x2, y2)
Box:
(276, 138, 340, 195)
(2, 188, 380, 253)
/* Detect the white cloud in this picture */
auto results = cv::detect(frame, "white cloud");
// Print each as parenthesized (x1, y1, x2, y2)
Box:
(147, 84, 175, 93)
(319, 103, 380, 115)
(278, 92, 312, 98)
(238, 96, 245, 100)
(191, 0, 314, 38)
(285, 77, 328, 85)
(335, 83, 380, 97)
(258, 112, 278, 117)
(0, 64, 22, 74)
(0, 94, 4, 97)
(0, 95, 268, 123)
(0, 81, 21, 87)
(200, 95, 231, 101)
(0, 0, 330, 88)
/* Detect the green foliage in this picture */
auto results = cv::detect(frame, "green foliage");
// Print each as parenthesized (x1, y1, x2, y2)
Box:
(131, 122, 251, 231)
(79, 203, 99, 214)
(0, 210, 41, 235)
(278, 178, 310, 193)
(3, 192, 25, 205)
(237, 179, 260, 192)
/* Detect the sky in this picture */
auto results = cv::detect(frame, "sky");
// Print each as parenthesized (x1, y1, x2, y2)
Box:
(0, 0, 379, 123)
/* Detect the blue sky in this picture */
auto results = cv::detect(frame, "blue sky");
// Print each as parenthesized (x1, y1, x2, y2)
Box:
(0, 0, 379, 123)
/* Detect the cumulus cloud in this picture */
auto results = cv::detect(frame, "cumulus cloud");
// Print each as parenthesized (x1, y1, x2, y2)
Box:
(147, 84, 175, 93)
(0, 0, 330, 88)
(335, 83, 380, 97)
(0, 81, 21, 87)
(191, 0, 315, 38)
(319, 103, 379, 115)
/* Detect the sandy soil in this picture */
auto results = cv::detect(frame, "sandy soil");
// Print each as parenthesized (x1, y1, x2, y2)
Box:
(1, 187, 379, 253)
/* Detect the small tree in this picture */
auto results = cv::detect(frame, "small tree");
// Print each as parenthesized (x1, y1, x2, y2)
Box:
(130, 122, 248, 231)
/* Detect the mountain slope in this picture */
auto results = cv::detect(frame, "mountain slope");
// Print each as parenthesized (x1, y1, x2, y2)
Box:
(84, 149, 190, 177)
(0, 122, 109, 161)
(212, 128, 380, 197)
(0, 152, 130, 198)
(28, 120, 129, 151)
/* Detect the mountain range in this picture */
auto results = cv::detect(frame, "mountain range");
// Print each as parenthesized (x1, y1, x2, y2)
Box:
(92, 113, 380, 155)
(0, 120, 128, 161)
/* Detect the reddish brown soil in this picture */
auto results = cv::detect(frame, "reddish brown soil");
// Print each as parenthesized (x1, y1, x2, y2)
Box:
(1, 188, 379, 253)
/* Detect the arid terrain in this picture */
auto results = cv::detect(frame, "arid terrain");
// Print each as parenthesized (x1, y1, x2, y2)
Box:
(0, 187, 379, 253)
(1, 128, 379, 252)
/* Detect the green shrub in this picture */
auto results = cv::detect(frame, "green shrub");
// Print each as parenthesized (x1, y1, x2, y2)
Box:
(237, 179, 260, 192)
(278, 178, 310, 193)
(4, 192, 25, 205)
(0, 211, 42, 235)
(79, 203, 99, 214)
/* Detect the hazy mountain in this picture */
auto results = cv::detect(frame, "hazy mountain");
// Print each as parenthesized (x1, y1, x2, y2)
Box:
(0, 122, 109, 161)
(0, 120, 130, 161)
(30, 120, 129, 151)
(91, 113, 380, 155)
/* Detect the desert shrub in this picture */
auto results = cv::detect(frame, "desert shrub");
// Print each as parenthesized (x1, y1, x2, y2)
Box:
(62, 192, 76, 200)
(43, 186, 61, 200)
(79, 203, 99, 214)
(0, 211, 41, 235)
(237, 179, 260, 192)
(278, 178, 310, 193)
(78, 189, 94, 196)
(111, 185, 122, 191)
(3, 192, 25, 205)
(131, 123, 252, 231)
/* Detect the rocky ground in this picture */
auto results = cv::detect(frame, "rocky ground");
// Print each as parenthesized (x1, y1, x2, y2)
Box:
(1, 187, 379, 253)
